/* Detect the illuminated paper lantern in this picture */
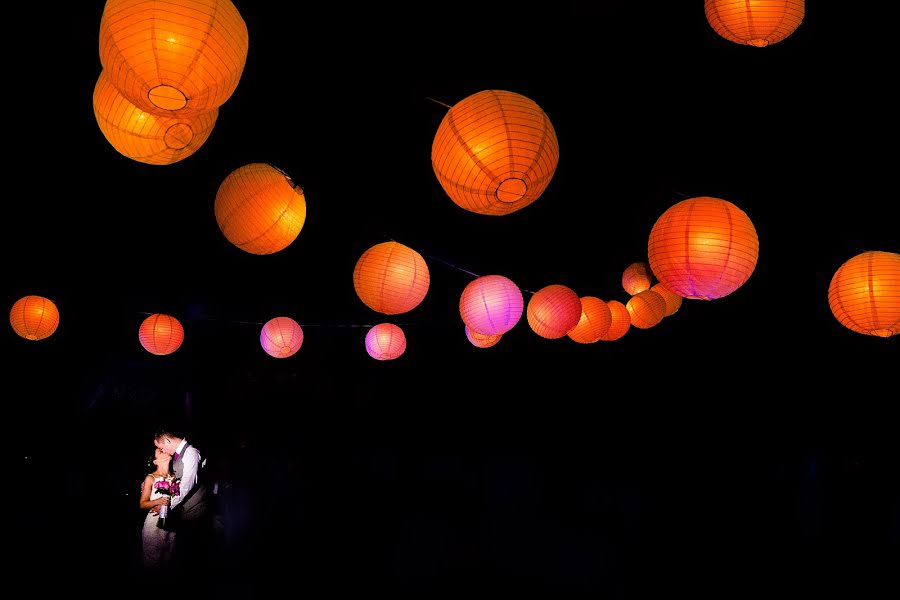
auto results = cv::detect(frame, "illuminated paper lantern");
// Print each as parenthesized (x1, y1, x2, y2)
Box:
(598, 300, 630, 341)
(648, 196, 758, 300)
(459, 275, 523, 336)
(465, 325, 502, 349)
(432, 90, 559, 216)
(215, 163, 307, 255)
(626, 290, 667, 329)
(353, 242, 430, 315)
(99, 0, 249, 116)
(567, 296, 612, 344)
(365, 323, 406, 360)
(527, 284, 582, 339)
(705, 0, 804, 47)
(828, 251, 900, 337)
(9, 295, 59, 341)
(139, 313, 184, 355)
(260, 316, 304, 358)
(622, 262, 653, 295)
(650, 283, 683, 317)
(93, 70, 217, 165)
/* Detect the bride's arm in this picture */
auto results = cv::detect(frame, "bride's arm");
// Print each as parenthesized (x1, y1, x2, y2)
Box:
(139, 475, 167, 510)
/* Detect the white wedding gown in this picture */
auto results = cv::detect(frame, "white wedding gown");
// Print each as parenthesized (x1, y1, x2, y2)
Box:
(142, 476, 177, 567)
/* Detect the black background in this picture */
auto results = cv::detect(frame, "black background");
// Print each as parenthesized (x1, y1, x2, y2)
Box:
(8, 2, 897, 595)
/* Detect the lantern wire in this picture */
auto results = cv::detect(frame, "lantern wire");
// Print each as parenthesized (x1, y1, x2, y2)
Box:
(425, 96, 452, 109)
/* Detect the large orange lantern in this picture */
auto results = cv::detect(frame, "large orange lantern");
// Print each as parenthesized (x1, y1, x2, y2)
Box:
(465, 325, 502, 349)
(828, 251, 900, 338)
(648, 196, 758, 300)
(567, 296, 612, 344)
(353, 242, 430, 315)
(598, 300, 631, 341)
(459, 275, 524, 336)
(215, 163, 307, 255)
(622, 262, 653, 295)
(705, 0, 804, 47)
(527, 284, 582, 339)
(365, 323, 406, 360)
(432, 90, 559, 216)
(139, 313, 184, 356)
(10, 295, 60, 341)
(260, 317, 304, 358)
(626, 290, 667, 330)
(99, 0, 249, 116)
(93, 70, 218, 165)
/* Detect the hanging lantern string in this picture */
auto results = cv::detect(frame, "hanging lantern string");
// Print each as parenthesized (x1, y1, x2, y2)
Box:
(671, 189, 691, 198)
(425, 96, 453, 109)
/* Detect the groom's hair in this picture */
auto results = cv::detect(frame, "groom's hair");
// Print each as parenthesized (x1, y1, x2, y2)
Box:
(153, 426, 182, 443)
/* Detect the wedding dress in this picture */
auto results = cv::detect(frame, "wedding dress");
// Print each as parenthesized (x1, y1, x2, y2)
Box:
(141, 476, 177, 567)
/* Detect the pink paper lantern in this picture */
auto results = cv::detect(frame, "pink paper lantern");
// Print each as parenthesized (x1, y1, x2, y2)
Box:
(260, 316, 304, 358)
(459, 275, 523, 336)
(365, 323, 406, 360)
(527, 284, 582, 339)
(622, 262, 652, 295)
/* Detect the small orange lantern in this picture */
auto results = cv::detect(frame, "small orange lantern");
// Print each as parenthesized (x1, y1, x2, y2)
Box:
(527, 284, 582, 339)
(648, 196, 758, 300)
(626, 290, 667, 329)
(650, 283, 683, 317)
(459, 275, 524, 336)
(353, 242, 430, 315)
(705, 0, 804, 47)
(10, 295, 60, 341)
(93, 70, 218, 165)
(432, 90, 559, 216)
(465, 325, 502, 349)
(139, 313, 184, 356)
(99, 0, 249, 116)
(215, 163, 307, 255)
(365, 323, 406, 360)
(828, 251, 900, 337)
(622, 262, 653, 296)
(567, 296, 612, 344)
(260, 317, 304, 358)
(598, 300, 631, 341)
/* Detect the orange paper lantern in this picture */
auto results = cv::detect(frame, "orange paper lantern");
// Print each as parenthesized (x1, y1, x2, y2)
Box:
(626, 290, 667, 330)
(10, 295, 59, 341)
(459, 275, 524, 336)
(622, 262, 653, 296)
(260, 316, 304, 358)
(828, 251, 900, 338)
(650, 283, 683, 317)
(139, 313, 184, 355)
(465, 325, 502, 349)
(527, 284, 582, 339)
(215, 163, 307, 255)
(93, 70, 218, 165)
(598, 300, 631, 342)
(648, 196, 759, 300)
(705, 0, 804, 47)
(567, 296, 612, 344)
(353, 242, 430, 315)
(365, 323, 406, 360)
(99, 0, 249, 116)
(432, 90, 559, 216)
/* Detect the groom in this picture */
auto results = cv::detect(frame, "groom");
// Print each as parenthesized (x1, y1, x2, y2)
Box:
(153, 427, 212, 577)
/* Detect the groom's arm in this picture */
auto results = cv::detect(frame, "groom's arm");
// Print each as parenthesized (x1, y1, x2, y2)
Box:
(172, 448, 200, 509)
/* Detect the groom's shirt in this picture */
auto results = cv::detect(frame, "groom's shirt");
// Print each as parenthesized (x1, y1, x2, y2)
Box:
(171, 439, 201, 509)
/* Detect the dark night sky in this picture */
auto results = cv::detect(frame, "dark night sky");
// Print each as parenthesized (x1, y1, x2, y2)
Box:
(8, 2, 898, 595)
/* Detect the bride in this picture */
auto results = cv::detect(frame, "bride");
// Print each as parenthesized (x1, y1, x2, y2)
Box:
(139, 447, 178, 569)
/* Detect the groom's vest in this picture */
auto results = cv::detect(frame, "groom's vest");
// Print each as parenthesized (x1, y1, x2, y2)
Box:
(173, 443, 210, 521)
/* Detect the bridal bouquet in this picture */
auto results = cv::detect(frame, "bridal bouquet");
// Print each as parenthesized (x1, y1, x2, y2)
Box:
(155, 477, 181, 530)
